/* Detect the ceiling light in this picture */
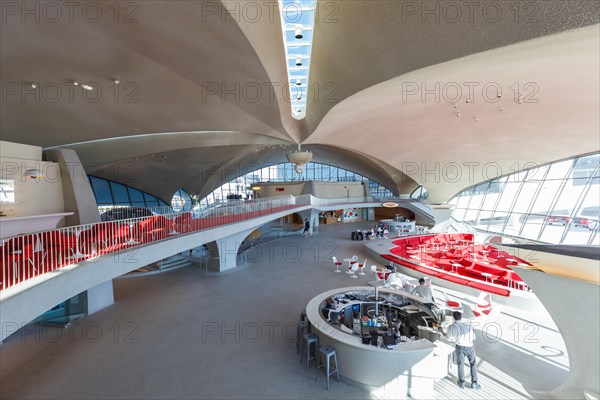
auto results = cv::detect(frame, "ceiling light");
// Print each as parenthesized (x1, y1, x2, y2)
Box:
(113, 78, 120, 85)
(81, 84, 94, 91)
(382, 202, 399, 208)
(474, 114, 479, 121)
(73, 80, 80, 86)
(279, 4, 316, 120)
(29, 83, 38, 89)
(251, 186, 261, 191)
(286, 144, 312, 174)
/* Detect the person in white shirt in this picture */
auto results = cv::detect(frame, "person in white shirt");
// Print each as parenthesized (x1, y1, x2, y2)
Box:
(443, 311, 481, 390)
(411, 278, 435, 306)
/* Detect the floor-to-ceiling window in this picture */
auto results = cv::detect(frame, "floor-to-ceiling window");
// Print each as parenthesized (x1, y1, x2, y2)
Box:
(89, 176, 169, 213)
(447, 153, 599, 245)
(194, 161, 395, 210)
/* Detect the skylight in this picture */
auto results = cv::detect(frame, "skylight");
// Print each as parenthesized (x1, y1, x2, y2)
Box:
(278, 0, 316, 120)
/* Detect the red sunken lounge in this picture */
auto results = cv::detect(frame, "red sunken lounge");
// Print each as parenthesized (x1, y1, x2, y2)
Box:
(381, 233, 532, 297)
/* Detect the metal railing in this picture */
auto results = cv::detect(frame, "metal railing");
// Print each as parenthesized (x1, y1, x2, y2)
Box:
(1, 195, 310, 292)
(0, 195, 421, 292)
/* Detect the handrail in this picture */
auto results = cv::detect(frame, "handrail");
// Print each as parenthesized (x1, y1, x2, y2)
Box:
(0, 195, 424, 292)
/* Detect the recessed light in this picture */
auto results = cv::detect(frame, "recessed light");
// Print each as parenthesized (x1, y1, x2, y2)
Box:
(295, 56, 302, 66)
(296, 79, 302, 86)
(81, 84, 94, 91)
(113, 79, 120, 85)
(29, 83, 38, 89)
(73, 80, 80, 86)
(294, 25, 303, 39)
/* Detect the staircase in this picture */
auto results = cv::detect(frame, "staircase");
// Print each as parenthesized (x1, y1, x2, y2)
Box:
(118, 254, 193, 278)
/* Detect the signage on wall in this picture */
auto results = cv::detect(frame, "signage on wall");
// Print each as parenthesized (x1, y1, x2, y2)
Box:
(276, 188, 285, 192)
(382, 202, 399, 208)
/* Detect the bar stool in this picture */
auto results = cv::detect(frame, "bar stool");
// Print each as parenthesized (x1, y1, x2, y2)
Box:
(300, 309, 307, 322)
(315, 345, 340, 390)
(296, 320, 309, 355)
(299, 333, 319, 372)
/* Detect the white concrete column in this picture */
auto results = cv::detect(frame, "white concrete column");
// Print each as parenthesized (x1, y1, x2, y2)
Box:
(298, 209, 319, 234)
(517, 268, 599, 399)
(86, 280, 114, 315)
(215, 228, 255, 271)
(44, 148, 101, 226)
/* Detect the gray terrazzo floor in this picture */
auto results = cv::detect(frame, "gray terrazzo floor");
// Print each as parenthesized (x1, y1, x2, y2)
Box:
(0, 222, 568, 399)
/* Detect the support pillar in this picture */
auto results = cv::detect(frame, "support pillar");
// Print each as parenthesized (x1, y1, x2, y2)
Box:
(298, 209, 319, 234)
(44, 148, 100, 226)
(85, 280, 114, 314)
(214, 228, 255, 272)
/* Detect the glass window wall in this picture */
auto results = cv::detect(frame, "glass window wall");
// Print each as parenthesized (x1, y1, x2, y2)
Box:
(447, 153, 599, 245)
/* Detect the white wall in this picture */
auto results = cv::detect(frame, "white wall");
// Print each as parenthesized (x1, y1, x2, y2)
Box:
(254, 182, 306, 197)
(313, 181, 366, 198)
(252, 181, 367, 199)
(0, 141, 65, 218)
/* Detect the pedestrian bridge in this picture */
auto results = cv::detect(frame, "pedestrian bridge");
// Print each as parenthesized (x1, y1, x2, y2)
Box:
(0, 195, 433, 341)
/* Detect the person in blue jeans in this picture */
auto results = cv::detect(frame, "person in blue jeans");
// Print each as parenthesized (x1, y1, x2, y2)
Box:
(303, 218, 311, 237)
(442, 311, 481, 389)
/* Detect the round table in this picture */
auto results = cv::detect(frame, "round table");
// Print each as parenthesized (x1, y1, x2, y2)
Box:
(450, 262, 462, 273)
(343, 258, 357, 273)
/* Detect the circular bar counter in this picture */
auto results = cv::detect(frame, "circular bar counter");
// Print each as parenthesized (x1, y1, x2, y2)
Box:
(306, 286, 454, 397)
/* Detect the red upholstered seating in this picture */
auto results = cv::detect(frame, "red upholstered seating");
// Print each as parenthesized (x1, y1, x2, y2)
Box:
(466, 281, 510, 296)
(459, 258, 473, 267)
(436, 273, 470, 285)
(134, 216, 166, 242)
(447, 300, 461, 308)
(174, 213, 192, 233)
(495, 258, 509, 267)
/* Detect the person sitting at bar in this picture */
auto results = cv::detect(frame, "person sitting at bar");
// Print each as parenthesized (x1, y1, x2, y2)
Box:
(411, 278, 435, 309)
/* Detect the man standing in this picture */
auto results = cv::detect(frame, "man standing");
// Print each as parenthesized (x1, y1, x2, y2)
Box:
(443, 311, 481, 390)
(410, 278, 435, 307)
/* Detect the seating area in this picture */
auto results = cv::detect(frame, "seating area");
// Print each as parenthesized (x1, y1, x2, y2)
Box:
(381, 232, 531, 297)
(1, 204, 298, 291)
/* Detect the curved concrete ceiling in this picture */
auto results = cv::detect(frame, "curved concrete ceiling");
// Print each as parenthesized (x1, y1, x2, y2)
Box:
(79, 136, 413, 202)
(1, 1, 598, 202)
(304, 0, 600, 136)
(306, 25, 600, 202)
